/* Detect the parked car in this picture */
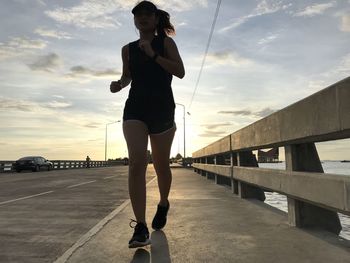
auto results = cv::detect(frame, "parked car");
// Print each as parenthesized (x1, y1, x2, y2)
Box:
(13, 156, 53, 172)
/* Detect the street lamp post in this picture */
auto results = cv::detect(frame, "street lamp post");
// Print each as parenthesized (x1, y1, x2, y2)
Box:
(105, 120, 120, 162)
(176, 103, 190, 159)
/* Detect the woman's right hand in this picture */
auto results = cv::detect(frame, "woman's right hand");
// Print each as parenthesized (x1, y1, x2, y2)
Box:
(110, 80, 122, 93)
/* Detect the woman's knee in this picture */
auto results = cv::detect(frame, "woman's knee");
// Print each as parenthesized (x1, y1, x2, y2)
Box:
(154, 164, 171, 177)
(129, 156, 148, 172)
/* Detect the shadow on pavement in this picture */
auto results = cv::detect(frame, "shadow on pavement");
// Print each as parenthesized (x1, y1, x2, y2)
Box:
(150, 231, 171, 263)
(130, 231, 171, 263)
(130, 248, 150, 263)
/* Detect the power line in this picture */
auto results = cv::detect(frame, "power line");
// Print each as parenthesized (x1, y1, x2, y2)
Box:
(188, 0, 222, 110)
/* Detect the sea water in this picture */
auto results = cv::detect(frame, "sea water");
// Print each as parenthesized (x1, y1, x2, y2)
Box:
(258, 161, 350, 240)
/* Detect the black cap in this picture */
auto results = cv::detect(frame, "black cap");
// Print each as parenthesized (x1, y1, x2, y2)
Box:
(132, 1, 157, 15)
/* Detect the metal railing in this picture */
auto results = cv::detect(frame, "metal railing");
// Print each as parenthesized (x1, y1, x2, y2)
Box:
(0, 159, 127, 173)
(192, 76, 350, 235)
(51, 160, 107, 170)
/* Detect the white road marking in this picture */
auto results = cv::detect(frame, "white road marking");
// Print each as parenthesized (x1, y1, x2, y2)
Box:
(67, 181, 96, 188)
(54, 177, 157, 263)
(0, 191, 54, 206)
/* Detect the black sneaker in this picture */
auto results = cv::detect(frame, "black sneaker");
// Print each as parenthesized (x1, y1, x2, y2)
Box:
(128, 220, 151, 248)
(152, 200, 170, 230)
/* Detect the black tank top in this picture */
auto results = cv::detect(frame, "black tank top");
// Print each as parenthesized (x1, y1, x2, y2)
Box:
(125, 35, 175, 121)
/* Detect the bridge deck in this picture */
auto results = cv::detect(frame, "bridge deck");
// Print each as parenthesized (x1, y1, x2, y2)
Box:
(56, 167, 350, 263)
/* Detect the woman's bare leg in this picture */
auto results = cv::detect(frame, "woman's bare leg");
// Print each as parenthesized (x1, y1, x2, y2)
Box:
(150, 126, 176, 206)
(123, 120, 149, 224)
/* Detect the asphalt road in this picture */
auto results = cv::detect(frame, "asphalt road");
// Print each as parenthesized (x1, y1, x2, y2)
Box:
(0, 166, 155, 263)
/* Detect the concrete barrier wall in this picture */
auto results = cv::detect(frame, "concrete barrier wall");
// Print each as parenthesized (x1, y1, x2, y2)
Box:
(194, 77, 350, 157)
(193, 163, 350, 215)
(193, 135, 231, 158)
(192, 77, 350, 234)
(231, 77, 350, 151)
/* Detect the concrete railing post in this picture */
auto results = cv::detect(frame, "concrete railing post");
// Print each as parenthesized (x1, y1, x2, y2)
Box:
(230, 153, 238, 194)
(216, 155, 226, 185)
(237, 151, 266, 201)
(205, 157, 209, 179)
(285, 144, 341, 234)
(200, 158, 204, 176)
(214, 156, 218, 184)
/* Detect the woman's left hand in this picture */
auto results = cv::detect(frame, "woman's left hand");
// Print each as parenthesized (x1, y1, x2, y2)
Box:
(139, 40, 155, 57)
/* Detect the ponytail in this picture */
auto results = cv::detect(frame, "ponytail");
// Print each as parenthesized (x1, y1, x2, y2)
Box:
(156, 9, 175, 37)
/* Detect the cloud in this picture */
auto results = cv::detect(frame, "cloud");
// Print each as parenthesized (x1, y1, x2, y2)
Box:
(52, 95, 65, 99)
(258, 34, 279, 45)
(45, 1, 122, 29)
(198, 130, 228, 138)
(202, 122, 233, 130)
(88, 139, 102, 142)
(27, 52, 62, 72)
(14, 0, 46, 6)
(44, 101, 72, 109)
(219, 0, 291, 32)
(340, 13, 350, 32)
(0, 97, 38, 112)
(0, 37, 47, 60)
(0, 97, 72, 112)
(197, 122, 235, 138)
(254, 0, 289, 16)
(36, 0, 46, 6)
(67, 65, 121, 78)
(294, 2, 336, 17)
(34, 27, 72, 39)
(84, 122, 102, 129)
(155, 0, 208, 12)
(205, 51, 253, 67)
(176, 21, 188, 27)
(219, 110, 252, 116)
(45, 0, 207, 29)
(219, 17, 249, 32)
(257, 107, 276, 117)
(333, 53, 350, 74)
(218, 107, 276, 118)
(316, 53, 350, 82)
(307, 80, 326, 91)
(8, 37, 47, 49)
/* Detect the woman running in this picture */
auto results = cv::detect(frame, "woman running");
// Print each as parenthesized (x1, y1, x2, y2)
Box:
(110, 1, 185, 248)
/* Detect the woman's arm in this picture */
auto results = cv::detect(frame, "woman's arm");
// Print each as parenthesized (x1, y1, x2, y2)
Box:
(110, 45, 131, 93)
(120, 45, 132, 87)
(156, 37, 185, 79)
(139, 37, 185, 79)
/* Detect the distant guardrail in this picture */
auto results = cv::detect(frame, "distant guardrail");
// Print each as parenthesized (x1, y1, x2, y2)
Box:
(0, 159, 126, 173)
(192, 76, 350, 235)
(177, 157, 193, 167)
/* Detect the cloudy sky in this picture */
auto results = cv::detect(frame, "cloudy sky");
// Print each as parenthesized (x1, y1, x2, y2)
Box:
(1, 0, 349, 161)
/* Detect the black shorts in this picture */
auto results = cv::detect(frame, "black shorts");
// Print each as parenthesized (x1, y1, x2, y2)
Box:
(123, 97, 176, 134)
(123, 113, 175, 134)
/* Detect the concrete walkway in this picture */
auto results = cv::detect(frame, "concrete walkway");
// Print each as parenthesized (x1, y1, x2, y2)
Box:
(56, 167, 350, 263)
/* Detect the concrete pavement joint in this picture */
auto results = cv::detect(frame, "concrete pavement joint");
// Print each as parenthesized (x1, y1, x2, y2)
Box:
(54, 176, 157, 263)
